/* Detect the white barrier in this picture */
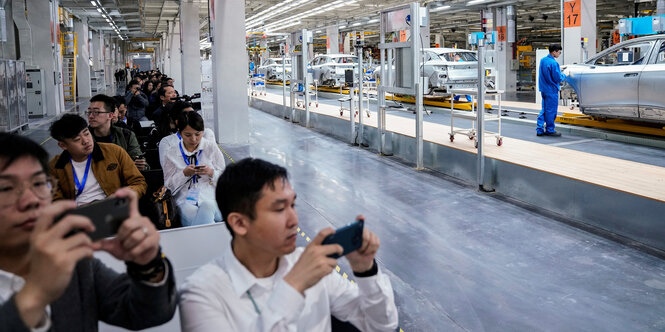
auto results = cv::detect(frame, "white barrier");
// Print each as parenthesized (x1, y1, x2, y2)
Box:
(97, 222, 232, 332)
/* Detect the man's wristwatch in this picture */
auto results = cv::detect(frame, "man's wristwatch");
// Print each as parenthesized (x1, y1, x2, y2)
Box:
(352, 259, 378, 278)
(126, 248, 166, 281)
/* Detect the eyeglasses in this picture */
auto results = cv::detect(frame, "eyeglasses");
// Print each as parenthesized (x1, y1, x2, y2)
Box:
(86, 110, 111, 117)
(0, 177, 55, 209)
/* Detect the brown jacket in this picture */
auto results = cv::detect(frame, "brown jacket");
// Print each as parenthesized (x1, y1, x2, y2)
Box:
(49, 142, 147, 200)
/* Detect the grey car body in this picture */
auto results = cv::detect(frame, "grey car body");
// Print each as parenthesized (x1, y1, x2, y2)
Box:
(257, 58, 292, 81)
(562, 35, 665, 123)
(372, 48, 479, 94)
(310, 54, 358, 86)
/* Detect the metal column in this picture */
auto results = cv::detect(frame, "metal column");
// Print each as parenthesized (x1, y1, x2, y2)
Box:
(302, 29, 310, 128)
(357, 37, 364, 146)
(477, 36, 486, 190)
(412, 3, 424, 170)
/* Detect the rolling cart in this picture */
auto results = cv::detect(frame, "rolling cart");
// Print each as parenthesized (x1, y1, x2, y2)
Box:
(449, 88, 504, 147)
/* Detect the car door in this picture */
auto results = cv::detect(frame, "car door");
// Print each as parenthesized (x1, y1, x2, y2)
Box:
(638, 40, 665, 122)
(579, 40, 654, 119)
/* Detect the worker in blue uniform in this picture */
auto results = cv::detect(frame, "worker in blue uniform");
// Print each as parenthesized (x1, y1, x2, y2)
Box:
(537, 44, 566, 137)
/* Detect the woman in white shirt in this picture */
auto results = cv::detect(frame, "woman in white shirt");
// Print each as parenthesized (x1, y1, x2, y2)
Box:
(162, 111, 225, 226)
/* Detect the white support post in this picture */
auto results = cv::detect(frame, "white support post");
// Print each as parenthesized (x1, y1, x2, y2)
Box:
(74, 18, 92, 97)
(209, 0, 249, 144)
(180, 1, 202, 96)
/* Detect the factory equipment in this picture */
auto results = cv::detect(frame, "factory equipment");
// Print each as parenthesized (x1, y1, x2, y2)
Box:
(26, 68, 46, 118)
(0, 59, 29, 132)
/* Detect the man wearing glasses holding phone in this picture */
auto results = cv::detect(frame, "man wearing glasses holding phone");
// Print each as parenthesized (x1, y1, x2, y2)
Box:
(87, 94, 147, 171)
(0, 133, 176, 331)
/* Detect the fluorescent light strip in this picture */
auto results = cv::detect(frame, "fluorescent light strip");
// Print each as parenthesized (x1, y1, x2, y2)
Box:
(255, 1, 350, 32)
(431, 5, 451, 12)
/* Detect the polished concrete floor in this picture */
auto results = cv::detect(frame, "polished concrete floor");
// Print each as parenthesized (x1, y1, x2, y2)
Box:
(26, 101, 665, 331)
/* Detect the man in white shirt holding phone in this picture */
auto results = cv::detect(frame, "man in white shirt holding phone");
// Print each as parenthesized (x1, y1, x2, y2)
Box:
(179, 158, 398, 331)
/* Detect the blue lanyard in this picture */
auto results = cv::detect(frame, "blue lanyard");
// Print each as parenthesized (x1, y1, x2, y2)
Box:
(71, 155, 92, 197)
(179, 143, 202, 184)
(177, 132, 181, 140)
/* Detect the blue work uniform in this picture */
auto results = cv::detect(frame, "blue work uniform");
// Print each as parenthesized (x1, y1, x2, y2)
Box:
(537, 54, 566, 134)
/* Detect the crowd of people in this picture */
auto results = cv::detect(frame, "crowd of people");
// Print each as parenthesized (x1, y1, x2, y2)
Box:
(0, 68, 399, 331)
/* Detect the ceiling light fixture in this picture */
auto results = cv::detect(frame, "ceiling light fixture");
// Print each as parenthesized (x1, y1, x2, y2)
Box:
(431, 5, 451, 12)
(91, 1, 97, 6)
(367, 18, 379, 24)
(467, 0, 486, 5)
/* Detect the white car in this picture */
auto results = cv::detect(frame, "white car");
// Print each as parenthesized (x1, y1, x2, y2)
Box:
(373, 48, 480, 94)
(310, 54, 359, 87)
(257, 58, 292, 82)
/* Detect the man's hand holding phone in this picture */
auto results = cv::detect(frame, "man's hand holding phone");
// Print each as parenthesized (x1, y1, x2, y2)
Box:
(344, 215, 379, 274)
(97, 188, 160, 266)
(15, 200, 96, 328)
(284, 228, 343, 296)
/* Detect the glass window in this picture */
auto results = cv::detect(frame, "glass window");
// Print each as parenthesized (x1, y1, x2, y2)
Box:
(656, 42, 665, 64)
(594, 41, 654, 66)
(335, 57, 358, 64)
(438, 52, 477, 62)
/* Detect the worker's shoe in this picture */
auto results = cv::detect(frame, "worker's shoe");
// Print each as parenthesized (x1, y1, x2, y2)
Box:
(544, 131, 562, 137)
(536, 132, 545, 136)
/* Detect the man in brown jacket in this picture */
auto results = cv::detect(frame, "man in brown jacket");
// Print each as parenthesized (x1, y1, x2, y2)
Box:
(49, 114, 146, 205)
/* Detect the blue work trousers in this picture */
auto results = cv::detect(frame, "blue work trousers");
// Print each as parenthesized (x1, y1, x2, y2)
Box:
(454, 94, 472, 102)
(537, 92, 558, 134)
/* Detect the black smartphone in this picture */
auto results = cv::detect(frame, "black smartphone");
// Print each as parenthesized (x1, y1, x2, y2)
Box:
(194, 165, 205, 169)
(55, 197, 130, 241)
(322, 219, 364, 258)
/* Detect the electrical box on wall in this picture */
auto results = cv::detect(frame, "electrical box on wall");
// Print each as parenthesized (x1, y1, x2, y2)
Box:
(26, 69, 46, 118)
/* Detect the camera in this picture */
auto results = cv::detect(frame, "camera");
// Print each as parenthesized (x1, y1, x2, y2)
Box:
(170, 93, 202, 110)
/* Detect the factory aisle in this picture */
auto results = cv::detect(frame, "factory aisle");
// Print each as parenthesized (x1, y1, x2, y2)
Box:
(219, 107, 665, 331)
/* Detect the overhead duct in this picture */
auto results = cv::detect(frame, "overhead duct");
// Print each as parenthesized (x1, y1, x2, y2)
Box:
(12, 0, 33, 64)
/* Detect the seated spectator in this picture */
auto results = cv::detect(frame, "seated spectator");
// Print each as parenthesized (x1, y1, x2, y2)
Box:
(114, 95, 142, 134)
(125, 79, 149, 121)
(0, 133, 176, 331)
(157, 103, 216, 167)
(179, 158, 398, 331)
(151, 85, 177, 122)
(162, 112, 224, 226)
(49, 114, 147, 205)
(87, 94, 147, 171)
(143, 80, 154, 97)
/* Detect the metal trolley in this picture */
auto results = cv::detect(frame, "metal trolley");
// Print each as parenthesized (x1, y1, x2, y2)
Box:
(449, 88, 504, 147)
(250, 73, 266, 96)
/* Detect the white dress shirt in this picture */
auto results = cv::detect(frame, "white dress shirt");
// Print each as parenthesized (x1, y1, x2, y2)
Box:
(179, 245, 399, 332)
(158, 129, 216, 168)
(0, 269, 51, 332)
(161, 136, 225, 206)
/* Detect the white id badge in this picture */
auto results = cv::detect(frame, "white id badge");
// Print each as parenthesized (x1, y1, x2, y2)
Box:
(186, 187, 200, 205)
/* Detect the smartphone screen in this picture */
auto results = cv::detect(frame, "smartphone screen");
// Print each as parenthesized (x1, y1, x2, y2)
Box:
(55, 197, 130, 241)
(322, 219, 364, 258)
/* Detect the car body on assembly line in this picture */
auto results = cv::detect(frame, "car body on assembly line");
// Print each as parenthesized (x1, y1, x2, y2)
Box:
(372, 48, 479, 94)
(310, 54, 359, 87)
(257, 58, 292, 82)
(562, 35, 665, 124)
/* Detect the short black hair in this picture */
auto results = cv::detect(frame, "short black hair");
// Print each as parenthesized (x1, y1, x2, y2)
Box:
(177, 111, 204, 132)
(127, 79, 141, 91)
(549, 44, 562, 53)
(216, 158, 289, 237)
(0, 133, 49, 173)
(113, 95, 126, 107)
(158, 84, 174, 98)
(50, 113, 88, 141)
(89, 94, 116, 113)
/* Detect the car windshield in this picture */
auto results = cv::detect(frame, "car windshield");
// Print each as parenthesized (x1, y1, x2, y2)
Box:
(274, 59, 291, 65)
(438, 52, 478, 62)
(335, 57, 358, 64)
